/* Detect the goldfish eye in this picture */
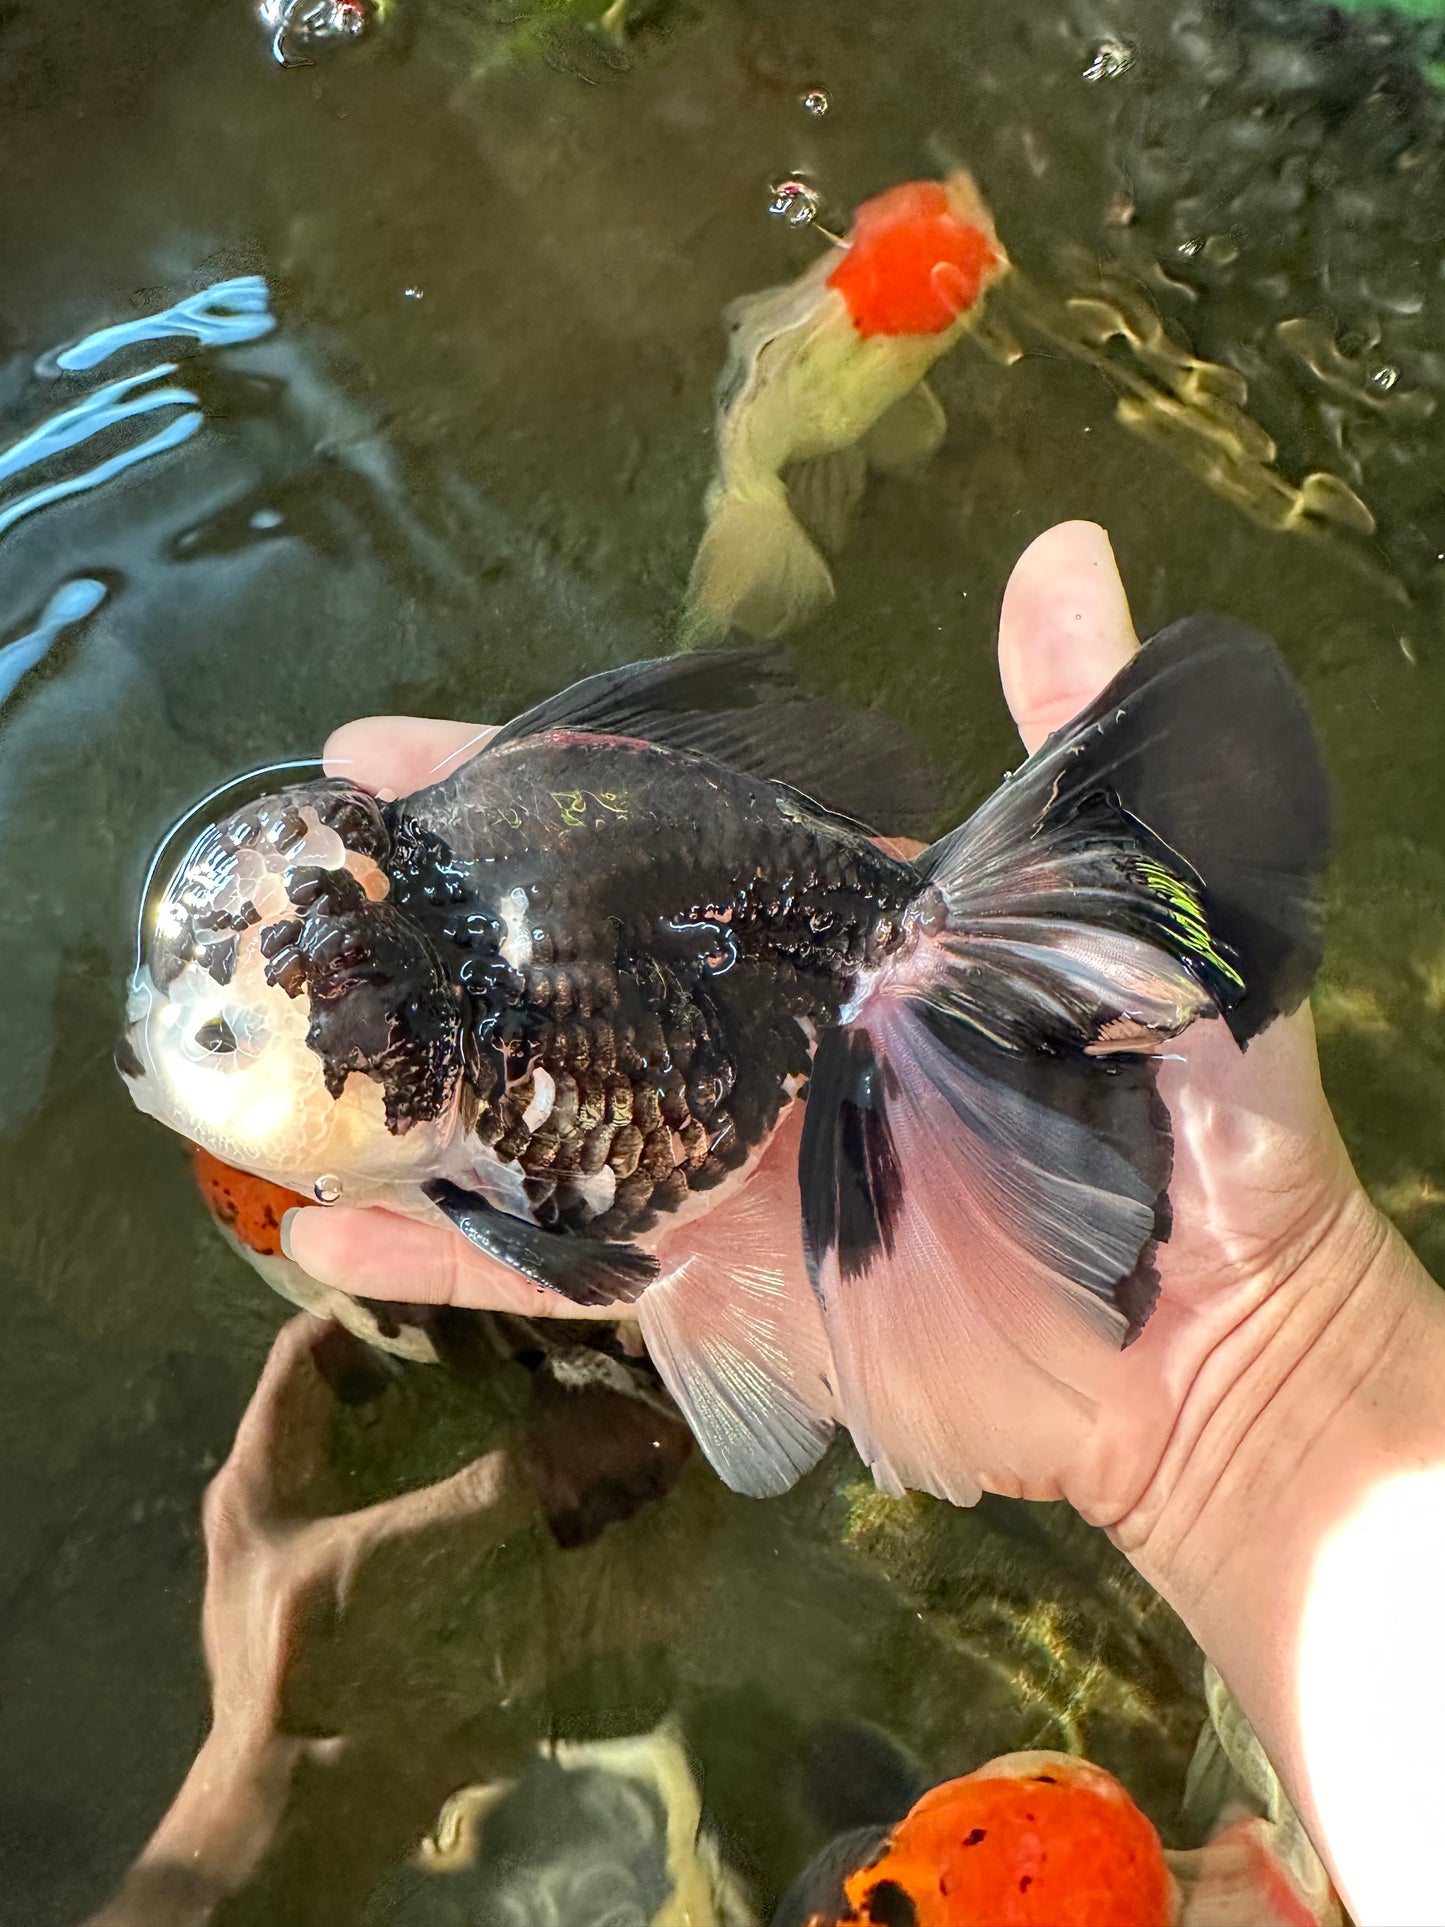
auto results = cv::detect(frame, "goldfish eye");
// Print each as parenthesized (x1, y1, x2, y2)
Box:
(178, 1005, 268, 1070)
(195, 1017, 237, 1055)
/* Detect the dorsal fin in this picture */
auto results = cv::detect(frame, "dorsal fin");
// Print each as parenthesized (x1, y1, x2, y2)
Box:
(488, 651, 940, 839)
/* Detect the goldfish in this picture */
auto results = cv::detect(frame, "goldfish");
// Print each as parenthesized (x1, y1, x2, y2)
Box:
(190, 1143, 442, 1361)
(774, 1736, 1341, 1927)
(119, 629, 1329, 1505)
(683, 174, 1010, 644)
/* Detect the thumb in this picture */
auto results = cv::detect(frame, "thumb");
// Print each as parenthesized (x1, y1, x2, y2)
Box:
(998, 521, 1138, 753)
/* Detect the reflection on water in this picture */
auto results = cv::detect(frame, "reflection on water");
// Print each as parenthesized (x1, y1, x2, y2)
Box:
(2, 0, 1444, 1919)
(0, 578, 108, 708)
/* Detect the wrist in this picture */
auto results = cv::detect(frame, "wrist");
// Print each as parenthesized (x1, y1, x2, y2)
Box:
(1113, 1183, 1413, 1599)
(1113, 1189, 1445, 1908)
(86, 1727, 308, 1927)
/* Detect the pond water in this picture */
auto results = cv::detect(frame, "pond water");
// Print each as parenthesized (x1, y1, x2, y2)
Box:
(3, 0, 1444, 1919)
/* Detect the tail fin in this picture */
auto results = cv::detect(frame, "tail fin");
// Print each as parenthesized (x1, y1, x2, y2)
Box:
(681, 479, 835, 646)
(797, 617, 1332, 1502)
(1169, 1664, 1339, 1924)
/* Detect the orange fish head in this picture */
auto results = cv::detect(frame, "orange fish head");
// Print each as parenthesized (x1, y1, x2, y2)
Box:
(826, 172, 1009, 341)
(837, 1751, 1177, 1927)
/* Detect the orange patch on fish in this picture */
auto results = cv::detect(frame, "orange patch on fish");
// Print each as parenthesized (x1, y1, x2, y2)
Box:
(828, 180, 1001, 338)
(191, 1145, 307, 1258)
(839, 1755, 1175, 1927)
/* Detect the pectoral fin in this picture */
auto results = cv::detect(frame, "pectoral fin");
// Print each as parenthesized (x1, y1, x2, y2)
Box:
(863, 379, 947, 473)
(422, 1179, 658, 1308)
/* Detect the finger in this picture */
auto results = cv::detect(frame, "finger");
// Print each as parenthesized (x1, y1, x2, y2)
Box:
(343, 1445, 534, 1550)
(322, 717, 497, 796)
(282, 1205, 633, 1321)
(208, 1313, 334, 1527)
(998, 521, 1139, 754)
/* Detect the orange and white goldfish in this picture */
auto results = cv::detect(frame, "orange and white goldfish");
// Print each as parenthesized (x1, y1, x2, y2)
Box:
(775, 1733, 1341, 1927)
(684, 173, 1009, 644)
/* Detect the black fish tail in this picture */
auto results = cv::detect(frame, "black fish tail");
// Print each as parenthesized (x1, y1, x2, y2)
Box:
(796, 617, 1332, 1504)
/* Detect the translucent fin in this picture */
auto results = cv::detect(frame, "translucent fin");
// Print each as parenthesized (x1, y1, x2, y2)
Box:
(482, 645, 941, 838)
(797, 614, 1330, 1503)
(1173, 1663, 1337, 1926)
(486, 647, 792, 751)
(784, 446, 867, 555)
(1166, 1820, 1341, 1926)
(639, 1109, 836, 1498)
(921, 616, 1333, 1045)
(802, 998, 1168, 1505)
(863, 379, 947, 473)
(681, 480, 835, 645)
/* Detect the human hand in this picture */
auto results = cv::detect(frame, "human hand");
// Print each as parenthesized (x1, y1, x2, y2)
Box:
(87, 1312, 697, 1927)
(84, 1316, 533, 1927)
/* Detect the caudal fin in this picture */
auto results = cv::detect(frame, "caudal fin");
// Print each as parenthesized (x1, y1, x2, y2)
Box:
(796, 616, 1332, 1503)
(681, 480, 835, 646)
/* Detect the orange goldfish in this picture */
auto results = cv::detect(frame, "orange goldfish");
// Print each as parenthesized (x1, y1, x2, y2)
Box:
(684, 173, 1009, 644)
(776, 1741, 1341, 1927)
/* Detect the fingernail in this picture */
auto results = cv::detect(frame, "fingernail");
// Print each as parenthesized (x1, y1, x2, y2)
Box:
(279, 1207, 302, 1264)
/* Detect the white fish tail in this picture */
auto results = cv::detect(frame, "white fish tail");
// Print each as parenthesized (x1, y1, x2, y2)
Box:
(681, 477, 834, 647)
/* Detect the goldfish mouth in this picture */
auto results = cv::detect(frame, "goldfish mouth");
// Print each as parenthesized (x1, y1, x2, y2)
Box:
(113, 1031, 144, 1081)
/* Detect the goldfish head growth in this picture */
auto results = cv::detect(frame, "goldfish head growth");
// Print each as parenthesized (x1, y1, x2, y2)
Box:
(833, 1752, 1176, 1927)
(119, 779, 465, 1202)
(827, 173, 1009, 340)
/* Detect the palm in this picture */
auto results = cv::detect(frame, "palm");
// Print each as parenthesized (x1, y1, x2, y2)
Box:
(290, 522, 1358, 1523)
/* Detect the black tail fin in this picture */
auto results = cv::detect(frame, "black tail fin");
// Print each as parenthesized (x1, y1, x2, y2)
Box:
(796, 617, 1332, 1503)
(918, 614, 1332, 1048)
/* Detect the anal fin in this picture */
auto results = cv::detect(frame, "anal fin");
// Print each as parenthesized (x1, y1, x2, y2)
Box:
(423, 1179, 658, 1308)
(784, 445, 868, 556)
(639, 1106, 837, 1498)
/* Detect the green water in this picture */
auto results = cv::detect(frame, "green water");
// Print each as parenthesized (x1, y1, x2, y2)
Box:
(2, 0, 1444, 1918)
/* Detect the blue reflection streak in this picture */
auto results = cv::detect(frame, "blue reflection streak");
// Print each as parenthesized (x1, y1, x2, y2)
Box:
(52, 275, 276, 372)
(0, 275, 276, 546)
(0, 406, 203, 541)
(0, 364, 198, 485)
(0, 577, 108, 709)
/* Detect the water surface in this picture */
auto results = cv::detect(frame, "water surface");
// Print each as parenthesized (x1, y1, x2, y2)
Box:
(3, 0, 1444, 1917)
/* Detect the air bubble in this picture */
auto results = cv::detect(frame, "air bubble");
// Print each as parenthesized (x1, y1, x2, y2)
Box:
(1083, 38, 1135, 82)
(768, 179, 820, 228)
(1370, 364, 1399, 391)
(801, 89, 830, 116)
(260, 0, 371, 67)
(314, 1173, 343, 1204)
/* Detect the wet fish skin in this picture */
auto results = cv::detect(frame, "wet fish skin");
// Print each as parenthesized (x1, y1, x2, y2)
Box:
(400, 733, 917, 1238)
(122, 625, 1331, 1506)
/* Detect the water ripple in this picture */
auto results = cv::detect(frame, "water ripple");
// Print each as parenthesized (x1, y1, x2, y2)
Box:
(0, 277, 276, 546)
(43, 275, 275, 375)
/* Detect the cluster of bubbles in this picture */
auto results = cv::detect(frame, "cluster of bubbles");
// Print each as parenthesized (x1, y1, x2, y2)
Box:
(768, 179, 821, 228)
(257, 0, 372, 67)
(764, 89, 831, 229)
